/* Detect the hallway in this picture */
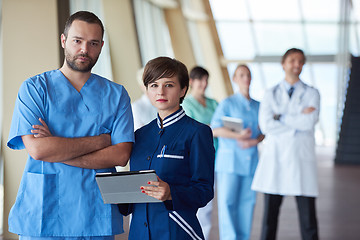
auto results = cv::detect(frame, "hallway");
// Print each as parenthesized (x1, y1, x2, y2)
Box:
(117, 146, 360, 239)
(209, 146, 360, 240)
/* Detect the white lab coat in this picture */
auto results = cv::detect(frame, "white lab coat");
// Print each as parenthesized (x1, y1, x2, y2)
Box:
(132, 94, 157, 130)
(251, 80, 320, 197)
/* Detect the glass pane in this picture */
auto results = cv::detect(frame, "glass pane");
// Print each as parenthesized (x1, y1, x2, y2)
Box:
(312, 64, 338, 145)
(302, 0, 340, 22)
(134, 0, 174, 65)
(216, 22, 255, 59)
(249, 0, 300, 21)
(210, 0, 248, 21)
(305, 24, 338, 54)
(254, 23, 304, 55)
(352, 0, 360, 22)
(260, 63, 285, 89)
(247, 63, 266, 102)
(349, 23, 360, 57)
(227, 63, 283, 101)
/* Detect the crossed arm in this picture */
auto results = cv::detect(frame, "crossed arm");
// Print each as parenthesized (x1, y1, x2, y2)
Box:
(22, 118, 132, 169)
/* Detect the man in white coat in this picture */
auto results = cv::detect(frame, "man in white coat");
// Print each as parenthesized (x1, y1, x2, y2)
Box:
(251, 48, 320, 240)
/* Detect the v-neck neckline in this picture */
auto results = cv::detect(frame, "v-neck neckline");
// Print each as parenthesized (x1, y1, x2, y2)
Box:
(57, 69, 93, 94)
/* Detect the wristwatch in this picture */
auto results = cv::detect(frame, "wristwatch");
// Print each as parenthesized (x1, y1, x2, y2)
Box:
(273, 114, 281, 121)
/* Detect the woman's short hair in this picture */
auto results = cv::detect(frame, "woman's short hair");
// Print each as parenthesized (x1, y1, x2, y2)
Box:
(189, 66, 209, 80)
(143, 57, 189, 104)
(281, 48, 306, 64)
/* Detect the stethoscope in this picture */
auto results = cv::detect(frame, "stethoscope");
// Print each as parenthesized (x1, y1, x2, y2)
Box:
(272, 83, 307, 106)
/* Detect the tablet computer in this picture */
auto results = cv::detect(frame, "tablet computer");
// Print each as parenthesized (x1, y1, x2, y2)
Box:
(222, 116, 243, 132)
(95, 170, 161, 204)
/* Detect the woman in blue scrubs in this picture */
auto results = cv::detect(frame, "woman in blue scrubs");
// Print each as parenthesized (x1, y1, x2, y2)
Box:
(211, 65, 264, 240)
(119, 57, 215, 240)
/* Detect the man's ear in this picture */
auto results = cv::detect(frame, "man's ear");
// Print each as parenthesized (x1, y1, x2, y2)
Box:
(60, 34, 66, 48)
(189, 78, 194, 87)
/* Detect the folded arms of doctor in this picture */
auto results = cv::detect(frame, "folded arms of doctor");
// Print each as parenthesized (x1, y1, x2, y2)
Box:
(22, 118, 132, 169)
(259, 89, 320, 134)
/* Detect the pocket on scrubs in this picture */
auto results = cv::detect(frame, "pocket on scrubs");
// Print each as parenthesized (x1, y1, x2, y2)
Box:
(23, 172, 58, 218)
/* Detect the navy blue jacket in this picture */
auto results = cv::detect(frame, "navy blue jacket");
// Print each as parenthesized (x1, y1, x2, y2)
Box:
(121, 108, 215, 240)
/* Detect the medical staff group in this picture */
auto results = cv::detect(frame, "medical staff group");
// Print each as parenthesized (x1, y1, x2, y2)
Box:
(7, 10, 320, 240)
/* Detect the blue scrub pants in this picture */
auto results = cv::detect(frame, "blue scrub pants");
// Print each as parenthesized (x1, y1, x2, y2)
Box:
(20, 236, 115, 240)
(217, 173, 256, 240)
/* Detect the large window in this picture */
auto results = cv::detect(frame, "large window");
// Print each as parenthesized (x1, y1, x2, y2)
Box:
(210, 0, 357, 146)
(133, 0, 174, 66)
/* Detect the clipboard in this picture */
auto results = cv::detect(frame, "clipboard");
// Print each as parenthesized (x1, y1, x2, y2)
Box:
(95, 170, 161, 204)
(222, 116, 243, 132)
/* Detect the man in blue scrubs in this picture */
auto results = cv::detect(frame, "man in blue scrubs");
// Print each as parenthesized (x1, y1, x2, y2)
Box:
(7, 11, 134, 240)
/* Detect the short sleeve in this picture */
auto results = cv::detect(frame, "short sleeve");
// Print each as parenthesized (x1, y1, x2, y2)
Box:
(7, 79, 45, 150)
(110, 87, 135, 145)
(210, 99, 228, 129)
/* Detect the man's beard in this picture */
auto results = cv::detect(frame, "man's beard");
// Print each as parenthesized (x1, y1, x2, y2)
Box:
(64, 50, 98, 73)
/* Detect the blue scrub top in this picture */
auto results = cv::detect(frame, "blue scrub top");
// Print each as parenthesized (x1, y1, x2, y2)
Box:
(127, 108, 215, 240)
(211, 93, 261, 176)
(7, 70, 134, 237)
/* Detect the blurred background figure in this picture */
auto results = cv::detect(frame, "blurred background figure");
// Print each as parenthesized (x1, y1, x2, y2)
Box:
(117, 68, 157, 172)
(252, 48, 320, 240)
(132, 68, 158, 130)
(211, 65, 264, 240)
(182, 66, 218, 240)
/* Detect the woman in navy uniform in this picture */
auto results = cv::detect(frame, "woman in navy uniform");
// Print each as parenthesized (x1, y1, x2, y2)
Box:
(119, 57, 215, 240)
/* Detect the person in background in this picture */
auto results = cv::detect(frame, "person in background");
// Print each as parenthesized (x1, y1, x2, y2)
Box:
(132, 67, 158, 130)
(251, 48, 320, 240)
(117, 68, 157, 172)
(119, 56, 215, 240)
(211, 64, 264, 240)
(182, 66, 218, 240)
(7, 11, 134, 240)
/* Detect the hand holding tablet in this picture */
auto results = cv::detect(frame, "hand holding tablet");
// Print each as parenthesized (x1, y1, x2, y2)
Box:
(96, 170, 162, 204)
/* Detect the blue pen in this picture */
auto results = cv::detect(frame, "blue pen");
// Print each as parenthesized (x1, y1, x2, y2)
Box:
(160, 145, 166, 157)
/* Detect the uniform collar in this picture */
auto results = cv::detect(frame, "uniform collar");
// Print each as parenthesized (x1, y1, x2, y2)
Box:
(282, 79, 301, 91)
(157, 107, 186, 129)
(236, 92, 252, 106)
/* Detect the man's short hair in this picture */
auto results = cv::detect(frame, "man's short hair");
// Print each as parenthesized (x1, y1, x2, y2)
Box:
(282, 48, 306, 64)
(63, 11, 104, 38)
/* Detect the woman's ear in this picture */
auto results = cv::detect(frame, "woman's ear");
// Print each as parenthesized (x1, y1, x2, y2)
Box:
(180, 86, 188, 98)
